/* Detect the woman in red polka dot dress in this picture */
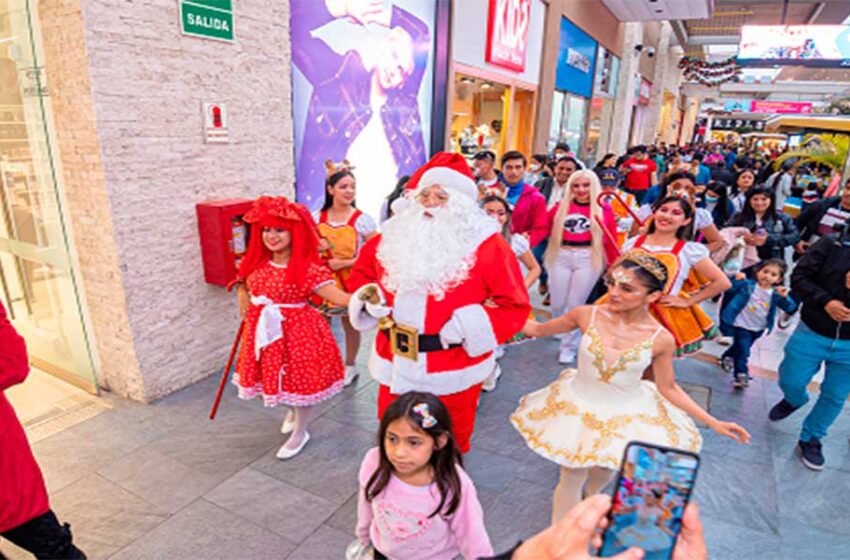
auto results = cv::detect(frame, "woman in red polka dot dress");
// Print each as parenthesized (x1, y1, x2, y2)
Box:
(232, 196, 350, 460)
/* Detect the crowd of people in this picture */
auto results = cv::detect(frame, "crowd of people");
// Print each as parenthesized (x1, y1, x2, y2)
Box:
(2, 138, 849, 560)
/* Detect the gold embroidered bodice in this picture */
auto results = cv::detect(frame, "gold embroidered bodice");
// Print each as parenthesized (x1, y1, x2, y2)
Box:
(570, 308, 663, 402)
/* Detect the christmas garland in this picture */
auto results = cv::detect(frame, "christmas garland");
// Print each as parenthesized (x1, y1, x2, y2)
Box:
(678, 56, 742, 86)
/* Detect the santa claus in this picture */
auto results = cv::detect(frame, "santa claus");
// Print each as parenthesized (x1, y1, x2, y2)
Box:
(347, 152, 531, 452)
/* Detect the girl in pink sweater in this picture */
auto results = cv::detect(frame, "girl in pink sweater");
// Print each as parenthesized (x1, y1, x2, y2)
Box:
(350, 392, 493, 560)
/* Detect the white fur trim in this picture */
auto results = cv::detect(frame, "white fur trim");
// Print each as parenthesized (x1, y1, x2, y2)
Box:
(368, 345, 494, 396)
(348, 285, 379, 331)
(414, 167, 477, 201)
(450, 305, 498, 357)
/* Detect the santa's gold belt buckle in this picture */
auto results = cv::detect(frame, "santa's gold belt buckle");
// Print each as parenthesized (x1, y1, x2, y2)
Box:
(389, 323, 419, 362)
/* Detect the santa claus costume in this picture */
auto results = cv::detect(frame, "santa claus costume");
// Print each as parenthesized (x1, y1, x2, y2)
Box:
(231, 196, 348, 459)
(347, 153, 531, 453)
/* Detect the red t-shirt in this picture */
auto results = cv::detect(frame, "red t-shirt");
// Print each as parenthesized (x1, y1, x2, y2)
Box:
(622, 158, 657, 191)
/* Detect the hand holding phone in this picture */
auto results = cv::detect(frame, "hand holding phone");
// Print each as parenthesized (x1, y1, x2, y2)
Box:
(599, 442, 701, 560)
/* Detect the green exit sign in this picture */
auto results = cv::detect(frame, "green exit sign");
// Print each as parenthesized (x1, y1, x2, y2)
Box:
(180, 0, 234, 42)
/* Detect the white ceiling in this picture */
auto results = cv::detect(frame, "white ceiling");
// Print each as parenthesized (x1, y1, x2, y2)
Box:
(602, 0, 713, 21)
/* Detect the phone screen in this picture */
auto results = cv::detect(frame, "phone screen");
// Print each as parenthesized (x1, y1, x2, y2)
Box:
(598, 442, 700, 560)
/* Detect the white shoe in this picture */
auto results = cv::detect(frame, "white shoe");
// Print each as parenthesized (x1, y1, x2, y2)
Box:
(716, 336, 733, 346)
(482, 364, 502, 392)
(344, 366, 359, 387)
(281, 411, 295, 434)
(276, 432, 310, 460)
(494, 346, 505, 360)
(558, 350, 576, 364)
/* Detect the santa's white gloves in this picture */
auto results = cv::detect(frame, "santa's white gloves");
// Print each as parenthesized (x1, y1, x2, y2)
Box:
(348, 284, 391, 331)
(438, 305, 498, 358)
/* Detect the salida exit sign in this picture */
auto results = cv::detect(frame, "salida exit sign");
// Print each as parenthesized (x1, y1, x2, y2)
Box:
(180, 0, 234, 42)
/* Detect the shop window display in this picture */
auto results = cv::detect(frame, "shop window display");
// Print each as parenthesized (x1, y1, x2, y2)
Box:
(451, 75, 508, 160)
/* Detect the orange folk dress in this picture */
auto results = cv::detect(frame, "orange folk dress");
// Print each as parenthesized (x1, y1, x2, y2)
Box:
(234, 261, 345, 407)
(625, 235, 717, 357)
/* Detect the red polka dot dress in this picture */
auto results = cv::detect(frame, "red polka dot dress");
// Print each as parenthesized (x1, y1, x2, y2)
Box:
(234, 261, 345, 407)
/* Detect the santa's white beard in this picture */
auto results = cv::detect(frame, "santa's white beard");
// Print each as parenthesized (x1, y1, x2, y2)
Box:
(378, 195, 498, 299)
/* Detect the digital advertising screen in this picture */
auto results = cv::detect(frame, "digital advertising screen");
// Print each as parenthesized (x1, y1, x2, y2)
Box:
(738, 25, 850, 67)
(290, 0, 446, 218)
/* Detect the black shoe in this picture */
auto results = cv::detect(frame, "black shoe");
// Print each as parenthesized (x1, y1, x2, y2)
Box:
(797, 439, 825, 471)
(734, 373, 750, 389)
(769, 399, 801, 421)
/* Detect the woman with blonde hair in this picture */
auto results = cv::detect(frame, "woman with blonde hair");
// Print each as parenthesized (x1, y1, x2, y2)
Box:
(544, 169, 618, 363)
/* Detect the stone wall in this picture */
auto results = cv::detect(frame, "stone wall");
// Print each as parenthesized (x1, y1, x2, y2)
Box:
(39, 0, 146, 398)
(44, 0, 296, 401)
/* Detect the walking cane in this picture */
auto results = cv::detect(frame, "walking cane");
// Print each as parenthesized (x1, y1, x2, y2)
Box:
(209, 320, 245, 420)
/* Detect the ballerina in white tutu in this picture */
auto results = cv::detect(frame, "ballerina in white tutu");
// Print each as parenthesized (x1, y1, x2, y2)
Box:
(511, 252, 750, 523)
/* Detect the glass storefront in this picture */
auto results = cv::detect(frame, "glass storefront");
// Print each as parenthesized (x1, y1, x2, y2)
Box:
(450, 72, 536, 162)
(548, 92, 587, 157)
(451, 74, 509, 158)
(0, 0, 97, 391)
(586, 46, 619, 166)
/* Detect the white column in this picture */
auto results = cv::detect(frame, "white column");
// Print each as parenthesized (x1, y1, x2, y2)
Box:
(608, 22, 642, 155)
(641, 22, 672, 146)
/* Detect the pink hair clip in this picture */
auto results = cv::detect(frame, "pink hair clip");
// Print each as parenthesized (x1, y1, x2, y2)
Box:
(412, 403, 438, 429)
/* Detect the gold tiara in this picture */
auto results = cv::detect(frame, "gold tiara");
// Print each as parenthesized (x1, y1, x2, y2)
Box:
(622, 251, 668, 283)
(324, 159, 355, 177)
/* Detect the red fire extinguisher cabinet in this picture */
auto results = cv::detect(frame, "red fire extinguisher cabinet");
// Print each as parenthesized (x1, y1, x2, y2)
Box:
(196, 199, 254, 287)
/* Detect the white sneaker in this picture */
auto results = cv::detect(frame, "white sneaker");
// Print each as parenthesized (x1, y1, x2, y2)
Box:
(344, 366, 359, 387)
(558, 350, 576, 364)
(281, 411, 295, 434)
(716, 336, 733, 346)
(482, 364, 502, 392)
(276, 432, 310, 460)
(494, 346, 505, 360)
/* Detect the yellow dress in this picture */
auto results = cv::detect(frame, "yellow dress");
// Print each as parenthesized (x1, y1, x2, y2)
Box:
(511, 308, 702, 470)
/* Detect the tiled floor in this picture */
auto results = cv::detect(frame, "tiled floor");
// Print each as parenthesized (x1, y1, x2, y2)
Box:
(3, 329, 850, 559)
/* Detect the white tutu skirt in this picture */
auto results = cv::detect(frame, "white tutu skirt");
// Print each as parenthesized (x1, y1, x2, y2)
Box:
(511, 368, 702, 470)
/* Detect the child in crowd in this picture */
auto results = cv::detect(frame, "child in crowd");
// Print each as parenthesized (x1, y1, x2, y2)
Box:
(350, 392, 492, 560)
(719, 259, 797, 388)
(481, 195, 541, 391)
(314, 169, 378, 386)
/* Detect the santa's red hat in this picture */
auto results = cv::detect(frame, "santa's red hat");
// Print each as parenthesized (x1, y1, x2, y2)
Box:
(406, 152, 478, 201)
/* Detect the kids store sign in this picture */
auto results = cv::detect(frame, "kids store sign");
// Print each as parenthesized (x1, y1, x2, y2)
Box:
(486, 0, 532, 72)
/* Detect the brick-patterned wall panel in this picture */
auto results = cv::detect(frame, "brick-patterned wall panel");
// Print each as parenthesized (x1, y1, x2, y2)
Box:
(82, 0, 295, 399)
(39, 0, 147, 399)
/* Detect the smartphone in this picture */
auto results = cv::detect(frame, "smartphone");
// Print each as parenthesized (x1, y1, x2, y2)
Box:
(598, 441, 701, 560)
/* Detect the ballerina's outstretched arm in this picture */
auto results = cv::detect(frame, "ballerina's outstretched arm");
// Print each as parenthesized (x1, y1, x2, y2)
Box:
(652, 330, 751, 445)
(522, 305, 593, 339)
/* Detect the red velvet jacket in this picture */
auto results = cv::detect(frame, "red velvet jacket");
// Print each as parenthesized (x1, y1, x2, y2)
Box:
(0, 301, 49, 531)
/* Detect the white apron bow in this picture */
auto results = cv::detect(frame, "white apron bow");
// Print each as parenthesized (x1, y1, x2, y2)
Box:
(251, 295, 305, 360)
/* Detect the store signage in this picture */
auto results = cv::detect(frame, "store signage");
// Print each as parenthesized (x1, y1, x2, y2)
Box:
(711, 117, 766, 131)
(485, 0, 532, 72)
(567, 48, 591, 72)
(555, 17, 598, 98)
(723, 99, 751, 112)
(738, 25, 850, 67)
(750, 100, 812, 114)
(180, 0, 234, 42)
(203, 102, 229, 143)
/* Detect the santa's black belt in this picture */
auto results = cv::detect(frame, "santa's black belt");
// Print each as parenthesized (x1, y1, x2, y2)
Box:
(379, 321, 461, 361)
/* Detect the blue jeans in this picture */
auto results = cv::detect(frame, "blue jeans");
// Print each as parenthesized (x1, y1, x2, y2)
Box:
(778, 322, 850, 442)
(721, 326, 763, 376)
(532, 238, 548, 287)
